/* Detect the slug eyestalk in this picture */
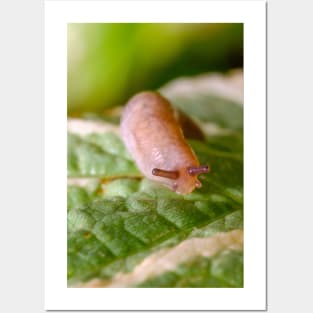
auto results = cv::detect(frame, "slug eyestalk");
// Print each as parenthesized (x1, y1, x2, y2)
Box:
(187, 165, 210, 176)
(152, 168, 179, 180)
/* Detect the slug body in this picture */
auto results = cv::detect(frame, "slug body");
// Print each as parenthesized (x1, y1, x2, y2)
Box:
(121, 91, 209, 194)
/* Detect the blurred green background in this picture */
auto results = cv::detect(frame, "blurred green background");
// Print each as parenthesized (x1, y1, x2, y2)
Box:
(67, 23, 243, 115)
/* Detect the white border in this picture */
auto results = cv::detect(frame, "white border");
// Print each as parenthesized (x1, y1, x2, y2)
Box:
(45, 0, 266, 310)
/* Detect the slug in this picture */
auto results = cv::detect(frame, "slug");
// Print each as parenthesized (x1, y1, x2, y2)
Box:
(120, 91, 210, 194)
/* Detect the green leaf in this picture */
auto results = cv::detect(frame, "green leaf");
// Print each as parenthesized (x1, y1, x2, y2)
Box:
(169, 94, 243, 129)
(67, 132, 139, 177)
(67, 177, 242, 284)
(136, 250, 243, 288)
(67, 71, 243, 287)
(160, 71, 243, 130)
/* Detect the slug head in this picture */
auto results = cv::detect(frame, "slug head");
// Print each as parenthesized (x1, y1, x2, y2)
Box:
(152, 165, 210, 194)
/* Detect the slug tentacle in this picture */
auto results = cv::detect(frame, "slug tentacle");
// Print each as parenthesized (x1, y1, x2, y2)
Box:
(172, 182, 178, 192)
(195, 180, 202, 188)
(152, 168, 179, 180)
(188, 165, 210, 176)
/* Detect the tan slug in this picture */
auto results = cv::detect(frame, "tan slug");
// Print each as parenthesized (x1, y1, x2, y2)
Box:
(120, 91, 209, 194)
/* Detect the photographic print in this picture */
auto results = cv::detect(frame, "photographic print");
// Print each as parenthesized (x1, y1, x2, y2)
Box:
(45, 1, 266, 310)
(67, 23, 244, 288)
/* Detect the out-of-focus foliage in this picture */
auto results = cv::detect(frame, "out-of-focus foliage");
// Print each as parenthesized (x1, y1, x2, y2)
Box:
(68, 23, 243, 114)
